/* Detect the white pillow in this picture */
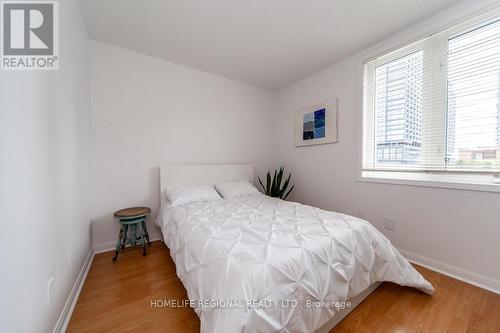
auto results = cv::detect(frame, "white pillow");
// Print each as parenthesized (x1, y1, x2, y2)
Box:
(215, 181, 260, 199)
(165, 185, 221, 206)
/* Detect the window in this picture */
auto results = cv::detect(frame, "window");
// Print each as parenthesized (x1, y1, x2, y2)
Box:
(374, 51, 423, 168)
(363, 10, 500, 179)
(446, 21, 500, 171)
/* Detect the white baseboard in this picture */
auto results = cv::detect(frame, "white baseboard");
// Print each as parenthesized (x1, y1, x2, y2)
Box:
(93, 232, 163, 254)
(52, 247, 95, 333)
(398, 248, 500, 295)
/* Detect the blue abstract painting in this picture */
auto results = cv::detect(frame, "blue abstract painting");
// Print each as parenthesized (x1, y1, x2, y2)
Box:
(303, 108, 326, 140)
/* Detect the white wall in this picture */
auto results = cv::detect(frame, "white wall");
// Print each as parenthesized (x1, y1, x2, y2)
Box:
(273, 0, 500, 292)
(90, 41, 275, 249)
(0, 1, 91, 332)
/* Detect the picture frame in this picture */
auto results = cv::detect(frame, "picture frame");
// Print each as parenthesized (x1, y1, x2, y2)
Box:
(294, 99, 338, 147)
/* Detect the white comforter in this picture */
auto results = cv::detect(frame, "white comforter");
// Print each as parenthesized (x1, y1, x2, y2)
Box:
(157, 194, 433, 333)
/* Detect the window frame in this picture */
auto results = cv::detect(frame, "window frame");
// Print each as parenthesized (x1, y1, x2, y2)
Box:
(359, 5, 500, 190)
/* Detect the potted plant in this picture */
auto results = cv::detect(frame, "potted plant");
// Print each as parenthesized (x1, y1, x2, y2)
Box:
(258, 166, 294, 200)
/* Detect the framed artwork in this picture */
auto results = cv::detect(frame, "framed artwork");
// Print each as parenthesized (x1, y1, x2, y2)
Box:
(295, 99, 338, 147)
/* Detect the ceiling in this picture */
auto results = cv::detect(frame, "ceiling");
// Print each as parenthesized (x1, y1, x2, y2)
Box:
(79, 0, 463, 90)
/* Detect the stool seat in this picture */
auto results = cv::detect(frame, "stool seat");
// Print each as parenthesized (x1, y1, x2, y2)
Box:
(114, 207, 151, 218)
(112, 206, 151, 262)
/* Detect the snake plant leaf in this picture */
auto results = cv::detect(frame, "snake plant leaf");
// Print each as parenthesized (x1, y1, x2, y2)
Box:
(276, 166, 283, 191)
(279, 173, 291, 197)
(283, 185, 295, 200)
(266, 171, 271, 194)
(271, 169, 278, 196)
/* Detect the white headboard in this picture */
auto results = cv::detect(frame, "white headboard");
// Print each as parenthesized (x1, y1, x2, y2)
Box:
(159, 164, 254, 195)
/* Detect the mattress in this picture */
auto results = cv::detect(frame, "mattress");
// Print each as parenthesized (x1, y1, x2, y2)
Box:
(156, 194, 434, 333)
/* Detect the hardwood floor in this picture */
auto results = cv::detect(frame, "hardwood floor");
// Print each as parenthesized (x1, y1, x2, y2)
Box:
(67, 241, 500, 333)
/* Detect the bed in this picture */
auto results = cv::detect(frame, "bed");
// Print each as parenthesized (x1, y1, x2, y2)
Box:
(156, 164, 434, 333)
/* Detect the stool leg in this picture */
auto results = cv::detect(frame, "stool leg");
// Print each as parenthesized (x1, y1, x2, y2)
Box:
(142, 221, 151, 246)
(121, 224, 129, 249)
(112, 225, 124, 262)
(130, 224, 137, 246)
(140, 223, 147, 256)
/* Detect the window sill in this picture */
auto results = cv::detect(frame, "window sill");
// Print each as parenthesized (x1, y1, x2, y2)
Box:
(359, 171, 500, 193)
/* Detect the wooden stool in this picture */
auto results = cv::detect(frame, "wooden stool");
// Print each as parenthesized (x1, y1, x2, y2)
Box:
(112, 207, 151, 261)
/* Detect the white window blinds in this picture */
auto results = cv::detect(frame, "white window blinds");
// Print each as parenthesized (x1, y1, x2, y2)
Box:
(363, 11, 500, 173)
